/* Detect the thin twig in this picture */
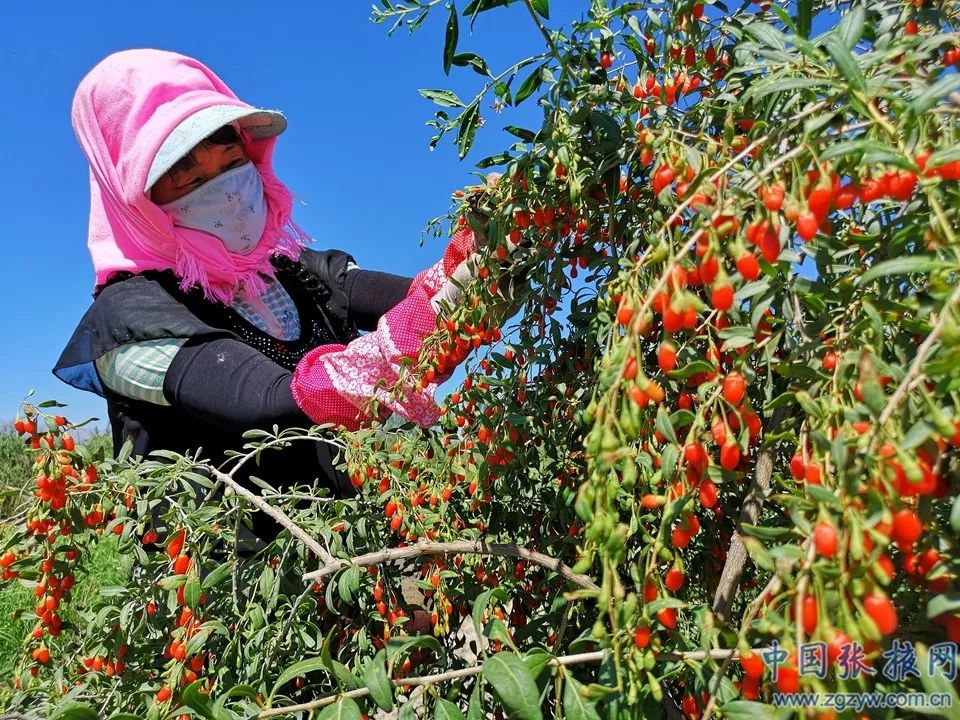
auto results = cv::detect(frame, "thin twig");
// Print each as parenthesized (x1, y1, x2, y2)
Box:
(874, 281, 960, 433)
(522, 0, 573, 81)
(303, 539, 598, 591)
(701, 542, 806, 720)
(257, 648, 742, 718)
(257, 651, 606, 718)
(208, 466, 337, 567)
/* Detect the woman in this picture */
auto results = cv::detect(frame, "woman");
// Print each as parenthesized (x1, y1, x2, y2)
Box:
(53, 49, 502, 541)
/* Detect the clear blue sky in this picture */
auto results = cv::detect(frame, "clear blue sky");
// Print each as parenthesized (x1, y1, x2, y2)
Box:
(0, 2, 545, 427)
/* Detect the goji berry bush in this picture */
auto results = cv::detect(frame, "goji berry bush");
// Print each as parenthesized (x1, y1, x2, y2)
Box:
(3, 1, 960, 719)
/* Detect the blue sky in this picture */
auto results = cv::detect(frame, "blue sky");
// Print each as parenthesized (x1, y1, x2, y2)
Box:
(1, 2, 545, 427)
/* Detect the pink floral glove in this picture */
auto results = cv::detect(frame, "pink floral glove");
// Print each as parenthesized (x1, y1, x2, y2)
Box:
(290, 229, 478, 430)
(407, 228, 477, 296)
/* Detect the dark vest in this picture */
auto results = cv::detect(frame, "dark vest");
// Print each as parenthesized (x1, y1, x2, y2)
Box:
(53, 249, 361, 508)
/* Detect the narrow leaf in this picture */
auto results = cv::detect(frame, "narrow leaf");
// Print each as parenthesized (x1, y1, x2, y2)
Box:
(911, 74, 960, 115)
(317, 698, 363, 720)
(720, 700, 780, 720)
(418, 89, 466, 108)
(49, 702, 100, 720)
(484, 653, 542, 720)
(436, 698, 468, 720)
(364, 650, 394, 712)
(563, 676, 601, 720)
(444, 2, 459, 75)
(457, 103, 481, 159)
(857, 257, 950, 285)
(823, 35, 866, 92)
(270, 656, 334, 699)
(836, 4, 865, 48)
(796, 0, 812, 38)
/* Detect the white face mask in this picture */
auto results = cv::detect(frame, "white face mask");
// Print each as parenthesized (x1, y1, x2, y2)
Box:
(159, 163, 267, 255)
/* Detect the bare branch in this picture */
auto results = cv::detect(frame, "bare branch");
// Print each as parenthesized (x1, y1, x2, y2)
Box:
(257, 649, 743, 718)
(875, 282, 960, 430)
(208, 466, 337, 567)
(303, 539, 599, 591)
(711, 406, 789, 622)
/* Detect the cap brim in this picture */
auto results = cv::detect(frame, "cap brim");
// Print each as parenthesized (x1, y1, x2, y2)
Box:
(146, 105, 286, 192)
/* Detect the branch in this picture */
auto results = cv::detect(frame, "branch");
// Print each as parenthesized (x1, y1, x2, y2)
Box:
(874, 281, 960, 431)
(257, 651, 606, 718)
(701, 544, 805, 720)
(303, 539, 598, 591)
(522, 0, 573, 82)
(208, 466, 337, 567)
(257, 649, 743, 718)
(711, 406, 789, 622)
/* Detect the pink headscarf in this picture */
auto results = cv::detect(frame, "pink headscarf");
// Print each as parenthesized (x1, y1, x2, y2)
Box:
(71, 48, 309, 304)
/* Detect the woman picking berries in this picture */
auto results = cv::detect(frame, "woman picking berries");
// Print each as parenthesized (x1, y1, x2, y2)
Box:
(53, 49, 513, 539)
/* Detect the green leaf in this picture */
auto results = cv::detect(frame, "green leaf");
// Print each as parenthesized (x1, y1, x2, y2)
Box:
(364, 650, 394, 712)
(270, 656, 334, 699)
(468, 677, 485, 720)
(744, 22, 787, 51)
(740, 524, 793, 540)
(668, 360, 717, 380)
(184, 575, 202, 609)
(386, 634, 444, 665)
(452, 52, 491, 76)
(720, 700, 780, 720)
(37, 399, 67, 408)
(823, 35, 866, 93)
(472, 586, 508, 637)
(201, 561, 233, 590)
(259, 564, 275, 601)
(952, 493, 960, 535)
(317, 698, 363, 720)
(927, 592, 960, 620)
(928, 145, 960, 169)
(806, 484, 842, 508)
(654, 406, 678, 445)
(530, 0, 548, 19)
(504, 125, 537, 142)
(902, 420, 933, 450)
(743, 76, 824, 102)
(915, 644, 960, 720)
(418, 89, 466, 108)
(514, 64, 546, 105)
(857, 256, 951, 285)
(443, 2, 459, 75)
(182, 680, 216, 717)
(796, 0, 812, 38)
(836, 4, 865, 48)
(463, 0, 513, 22)
(484, 652, 542, 720)
(563, 676, 601, 720)
(820, 139, 905, 164)
(50, 701, 101, 720)
(911, 74, 960, 116)
(457, 103, 481, 159)
(337, 564, 361, 605)
(523, 648, 554, 679)
(436, 698, 468, 720)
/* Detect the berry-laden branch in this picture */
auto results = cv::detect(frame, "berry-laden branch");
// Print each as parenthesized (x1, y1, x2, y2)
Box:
(302, 539, 599, 591)
(257, 649, 744, 718)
